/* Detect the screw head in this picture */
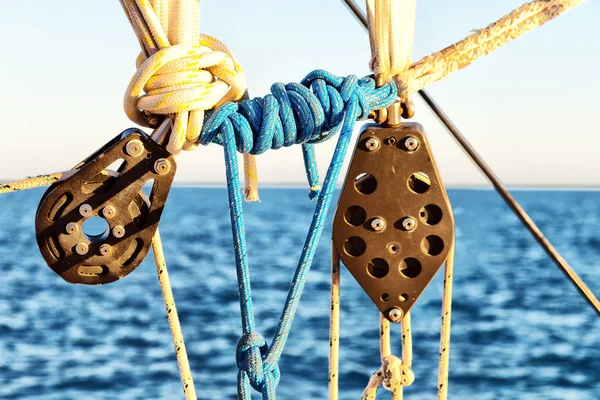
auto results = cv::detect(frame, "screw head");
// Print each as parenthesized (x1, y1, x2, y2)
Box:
(125, 139, 144, 157)
(371, 218, 386, 232)
(99, 244, 112, 256)
(66, 222, 79, 235)
(75, 243, 89, 256)
(388, 308, 403, 322)
(112, 226, 126, 239)
(402, 217, 416, 231)
(365, 137, 381, 152)
(79, 204, 93, 217)
(154, 158, 171, 175)
(102, 206, 116, 219)
(404, 136, 419, 151)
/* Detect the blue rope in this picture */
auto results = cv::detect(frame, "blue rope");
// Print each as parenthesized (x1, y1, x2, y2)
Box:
(199, 70, 397, 399)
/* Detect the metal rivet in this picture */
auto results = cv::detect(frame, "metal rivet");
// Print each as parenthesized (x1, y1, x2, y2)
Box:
(102, 206, 116, 219)
(365, 137, 380, 152)
(125, 139, 144, 157)
(112, 226, 125, 239)
(388, 308, 403, 322)
(154, 158, 171, 175)
(402, 217, 416, 231)
(75, 243, 89, 256)
(99, 244, 112, 256)
(66, 222, 79, 235)
(371, 218, 386, 232)
(79, 204, 93, 217)
(404, 137, 419, 151)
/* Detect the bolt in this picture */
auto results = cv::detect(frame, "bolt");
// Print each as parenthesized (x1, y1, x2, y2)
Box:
(365, 137, 380, 152)
(102, 205, 116, 219)
(388, 308, 404, 322)
(112, 226, 126, 239)
(154, 158, 171, 175)
(371, 218, 386, 232)
(126, 139, 144, 157)
(404, 136, 419, 151)
(75, 243, 89, 256)
(66, 222, 79, 235)
(402, 217, 416, 231)
(99, 244, 112, 256)
(79, 204, 93, 217)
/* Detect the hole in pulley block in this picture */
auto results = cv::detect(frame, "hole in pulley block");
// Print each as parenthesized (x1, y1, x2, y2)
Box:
(408, 172, 431, 194)
(399, 258, 422, 278)
(355, 173, 377, 195)
(419, 204, 443, 225)
(83, 217, 110, 243)
(422, 235, 444, 256)
(344, 236, 366, 257)
(367, 258, 389, 279)
(344, 205, 367, 226)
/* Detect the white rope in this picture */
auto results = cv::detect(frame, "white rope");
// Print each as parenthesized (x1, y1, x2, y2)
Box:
(152, 230, 197, 400)
(361, 313, 414, 400)
(437, 244, 455, 400)
(367, 0, 416, 86)
(329, 242, 341, 400)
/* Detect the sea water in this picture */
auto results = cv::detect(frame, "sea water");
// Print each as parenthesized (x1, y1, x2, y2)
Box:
(0, 188, 598, 399)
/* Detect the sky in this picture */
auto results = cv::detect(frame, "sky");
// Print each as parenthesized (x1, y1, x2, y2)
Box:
(0, 1, 599, 187)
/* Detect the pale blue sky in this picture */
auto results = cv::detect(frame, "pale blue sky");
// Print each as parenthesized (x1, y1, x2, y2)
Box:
(0, 1, 598, 186)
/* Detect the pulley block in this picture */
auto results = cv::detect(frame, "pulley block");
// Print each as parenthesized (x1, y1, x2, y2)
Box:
(35, 129, 176, 285)
(333, 123, 454, 322)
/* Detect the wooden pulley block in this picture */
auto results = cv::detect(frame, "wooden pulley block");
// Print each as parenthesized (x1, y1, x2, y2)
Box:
(333, 123, 454, 322)
(35, 129, 176, 285)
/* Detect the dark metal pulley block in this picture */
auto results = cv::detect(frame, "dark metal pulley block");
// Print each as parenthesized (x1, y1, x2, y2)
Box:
(35, 129, 176, 285)
(333, 123, 455, 322)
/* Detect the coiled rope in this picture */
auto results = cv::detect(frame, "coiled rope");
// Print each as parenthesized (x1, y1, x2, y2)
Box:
(209, 70, 396, 399)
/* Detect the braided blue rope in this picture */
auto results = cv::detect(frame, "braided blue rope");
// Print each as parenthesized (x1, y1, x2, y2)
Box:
(200, 70, 397, 399)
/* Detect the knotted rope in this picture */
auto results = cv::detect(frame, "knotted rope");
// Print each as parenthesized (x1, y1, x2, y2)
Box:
(361, 314, 415, 400)
(210, 70, 395, 399)
(120, 0, 246, 154)
(118, 0, 265, 200)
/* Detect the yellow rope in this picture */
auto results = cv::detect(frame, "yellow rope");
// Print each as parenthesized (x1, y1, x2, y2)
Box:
(397, 0, 588, 100)
(119, 0, 260, 200)
(0, 172, 69, 195)
(152, 230, 197, 400)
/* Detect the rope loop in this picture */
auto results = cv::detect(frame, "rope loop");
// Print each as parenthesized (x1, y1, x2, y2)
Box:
(236, 332, 281, 394)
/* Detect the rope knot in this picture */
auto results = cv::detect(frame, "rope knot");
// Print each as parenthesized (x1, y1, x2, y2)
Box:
(125, 35, 246, 154)
(235, 332, 280, 393)
(382, 355, 414, 391)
